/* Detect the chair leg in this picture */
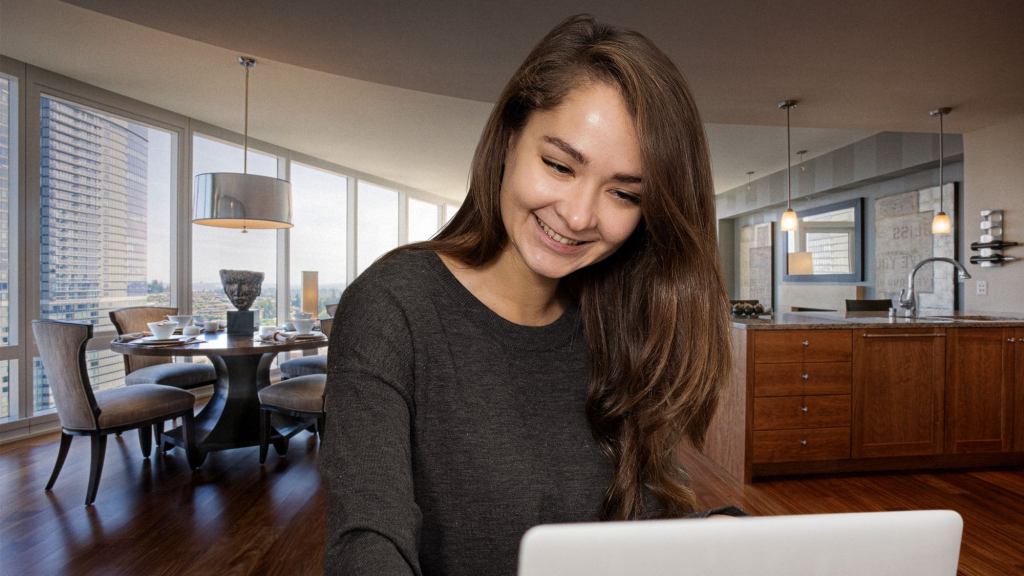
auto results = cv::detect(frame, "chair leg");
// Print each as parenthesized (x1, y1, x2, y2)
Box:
(139, 424, 152, 459)
(46, 432, 73, 491)
(182, 412, 204, 470)
(259, 408, 270, 464)
(154, 421, 164, 453)
(85, 434, 108, 506)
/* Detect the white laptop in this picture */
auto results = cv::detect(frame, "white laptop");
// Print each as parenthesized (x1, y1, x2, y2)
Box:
(518, 510, 962, 576)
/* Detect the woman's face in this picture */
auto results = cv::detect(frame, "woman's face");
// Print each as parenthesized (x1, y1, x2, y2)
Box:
(499, 81, 644, 281)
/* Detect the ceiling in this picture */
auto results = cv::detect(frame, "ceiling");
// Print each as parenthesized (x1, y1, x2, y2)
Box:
(3, 0, 1022, 199)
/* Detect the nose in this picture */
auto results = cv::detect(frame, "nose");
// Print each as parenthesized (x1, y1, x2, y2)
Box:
(556, 182, 599, 234)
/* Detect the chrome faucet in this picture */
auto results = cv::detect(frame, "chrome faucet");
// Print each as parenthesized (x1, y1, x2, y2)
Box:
(897, 257, 971, 317)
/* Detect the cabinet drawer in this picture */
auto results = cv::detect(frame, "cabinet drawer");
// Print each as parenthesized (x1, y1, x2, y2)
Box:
(753, 395, 851, 430)
(754, 362, 852, 397)
(754, 330, 852, 363)
(753, 427, 851, 463)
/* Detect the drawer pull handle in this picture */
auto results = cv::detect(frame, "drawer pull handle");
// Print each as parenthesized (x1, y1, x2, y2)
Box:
(799, 439, 808, 446)
(1010, 338, 1018, 343)
(802, 340, 810, 347)
(800, 406, 809, 413)
(801, 372, 809, 380)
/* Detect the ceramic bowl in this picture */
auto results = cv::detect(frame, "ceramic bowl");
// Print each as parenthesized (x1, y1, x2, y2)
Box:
(292, 318, 315, 335)
(147, 321, 177, 340)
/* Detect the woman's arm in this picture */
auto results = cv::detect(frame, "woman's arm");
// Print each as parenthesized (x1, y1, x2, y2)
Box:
(320, 283, 422, 576)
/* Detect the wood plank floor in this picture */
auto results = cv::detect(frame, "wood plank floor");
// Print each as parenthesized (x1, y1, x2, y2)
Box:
(2, 428, 1022, 575)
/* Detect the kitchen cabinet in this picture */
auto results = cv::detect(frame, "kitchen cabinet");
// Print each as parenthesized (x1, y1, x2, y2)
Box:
(703, 317, 1024, 484)
(1016, 328, 1024, 451)
(751, 330, 851, 464)
(946, 328, 1014, 453)
(852, 328, 946, 458)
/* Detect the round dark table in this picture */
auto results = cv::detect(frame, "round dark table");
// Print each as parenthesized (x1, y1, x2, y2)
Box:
(111, 331, 327, 466)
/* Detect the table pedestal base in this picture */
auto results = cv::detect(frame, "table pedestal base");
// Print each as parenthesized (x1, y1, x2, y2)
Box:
(163, 352, 288, 465)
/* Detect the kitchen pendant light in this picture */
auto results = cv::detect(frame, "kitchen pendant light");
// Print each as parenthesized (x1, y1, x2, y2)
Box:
(193, 56, 293, 232)
(746, 170, 755, 191)
(930, 107, 953, 235)
(779, 100, 799, 232)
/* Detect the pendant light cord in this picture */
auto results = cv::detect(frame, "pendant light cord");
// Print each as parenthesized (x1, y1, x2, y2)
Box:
(243, 61, 250, 175)
(938, 111, 943, 209)
(786, 104, 792, 209)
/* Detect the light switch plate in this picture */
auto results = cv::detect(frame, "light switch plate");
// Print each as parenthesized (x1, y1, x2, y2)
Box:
(976, 280, 988, 295)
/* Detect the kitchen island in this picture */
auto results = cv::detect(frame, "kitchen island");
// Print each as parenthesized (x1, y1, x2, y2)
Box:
(705, 311, 1024, 482)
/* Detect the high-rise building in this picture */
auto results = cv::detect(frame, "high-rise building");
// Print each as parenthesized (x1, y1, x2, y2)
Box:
(34, 97, 149, 410)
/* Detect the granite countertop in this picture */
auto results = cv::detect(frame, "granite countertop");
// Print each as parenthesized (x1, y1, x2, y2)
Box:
(731, 311, 1024, 330)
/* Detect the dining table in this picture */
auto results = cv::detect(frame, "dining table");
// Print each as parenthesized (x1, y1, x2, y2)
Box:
(110, 330, 327, 467)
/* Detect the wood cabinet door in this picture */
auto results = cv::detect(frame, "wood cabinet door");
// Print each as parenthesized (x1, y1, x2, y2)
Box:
(852, 329, 946, 458)
(1016, 328, 1024, 451)
(946, 328, 1014, 453)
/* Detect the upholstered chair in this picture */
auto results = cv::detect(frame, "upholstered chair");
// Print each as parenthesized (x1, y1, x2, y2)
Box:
(109, 306, 216, 390)
(32, 320, 200, 506)
(279, 317, 332, 380)
(258, 373, 326, 463)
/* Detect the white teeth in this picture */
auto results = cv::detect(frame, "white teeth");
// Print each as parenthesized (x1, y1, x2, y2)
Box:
(536, 215, 583, 246)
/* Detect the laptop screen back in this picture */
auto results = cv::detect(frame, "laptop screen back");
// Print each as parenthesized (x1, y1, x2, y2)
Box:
(518, 510, 962, 576)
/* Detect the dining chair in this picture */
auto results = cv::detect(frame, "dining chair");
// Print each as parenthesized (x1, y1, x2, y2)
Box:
(279, 317, 332, 380)
(32, 319, 200, 506)
(109, 306, 216, 390)
(258, 373, 326, 463)
(845, 299, 893, 312)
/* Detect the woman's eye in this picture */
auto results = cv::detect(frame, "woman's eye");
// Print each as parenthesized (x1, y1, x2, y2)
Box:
(542, 158, 573, 175)
(613, 190, 641, 205)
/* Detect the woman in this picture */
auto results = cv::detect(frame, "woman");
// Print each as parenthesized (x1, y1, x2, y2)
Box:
(321, 14, 740, 576)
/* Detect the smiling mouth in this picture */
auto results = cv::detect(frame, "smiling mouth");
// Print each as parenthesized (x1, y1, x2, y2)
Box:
(535, 214, 589, 246)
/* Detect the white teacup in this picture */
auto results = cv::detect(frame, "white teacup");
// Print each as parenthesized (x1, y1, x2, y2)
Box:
(203, 320, 220, 333)
(258, 325, 277, 340)
(292, 318, 315, 335)
(182, 325, 202, 337)
(147, 321, 177, 340)
(168, 314, 193, 327)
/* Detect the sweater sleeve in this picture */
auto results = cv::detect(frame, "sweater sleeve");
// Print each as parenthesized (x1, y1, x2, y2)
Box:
(320, 278, 422, 576)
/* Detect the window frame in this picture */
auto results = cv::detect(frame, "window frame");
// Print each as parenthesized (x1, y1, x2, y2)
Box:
(0, 58, 461, 436)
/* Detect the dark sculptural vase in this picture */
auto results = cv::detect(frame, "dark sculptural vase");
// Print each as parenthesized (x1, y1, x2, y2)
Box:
(219, 269, 264, 311)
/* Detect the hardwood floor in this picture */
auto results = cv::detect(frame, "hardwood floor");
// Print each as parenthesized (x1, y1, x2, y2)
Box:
(1, 429, 1022, 575)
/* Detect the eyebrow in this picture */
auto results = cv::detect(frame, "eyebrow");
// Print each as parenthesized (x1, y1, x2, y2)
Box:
(542, 135, 643, 185)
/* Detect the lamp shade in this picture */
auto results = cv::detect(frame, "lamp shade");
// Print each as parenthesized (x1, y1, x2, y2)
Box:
(780, 207, 799, 232)
(789, 251, 814, 275)
(301, 271, 319, 316)
(931, 211, 952, 235)
(193, 172, 293, 229)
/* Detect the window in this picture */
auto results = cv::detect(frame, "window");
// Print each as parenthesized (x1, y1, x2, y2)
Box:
(191, 134, 279, 326)
(408, 197, 440, 243)
(444, 202, 460, 224)
(0, 76, 15, 419)
(289, 162, 347, 318)
(35, 95, 174, 411)
(357, 181, 398, 275)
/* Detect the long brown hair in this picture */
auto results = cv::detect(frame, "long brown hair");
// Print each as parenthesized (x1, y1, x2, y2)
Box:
(402, 14, 730, 520)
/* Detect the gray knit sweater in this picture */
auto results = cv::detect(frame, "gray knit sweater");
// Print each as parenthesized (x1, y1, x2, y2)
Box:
(320, 250, 737, 576)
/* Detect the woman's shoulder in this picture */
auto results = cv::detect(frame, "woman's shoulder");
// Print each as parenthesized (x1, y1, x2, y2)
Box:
(342, 248, 444, 307)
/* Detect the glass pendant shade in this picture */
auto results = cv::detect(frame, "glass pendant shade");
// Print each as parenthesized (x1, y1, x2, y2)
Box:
(929, 107, 952, 235)
(780, 207, 799, 231)
(931, 211, 952, 235)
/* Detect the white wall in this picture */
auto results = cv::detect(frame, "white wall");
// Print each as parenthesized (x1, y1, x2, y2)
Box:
(963, 115, 1024, 313)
